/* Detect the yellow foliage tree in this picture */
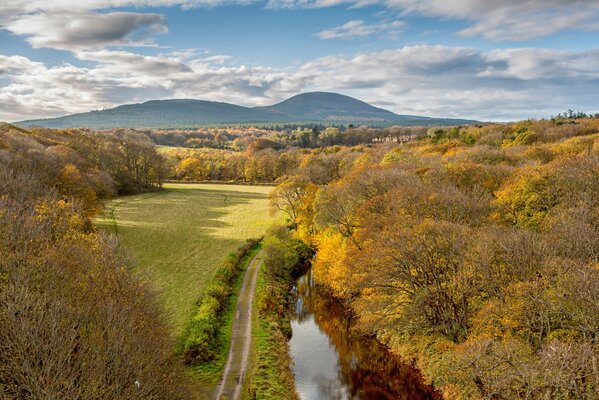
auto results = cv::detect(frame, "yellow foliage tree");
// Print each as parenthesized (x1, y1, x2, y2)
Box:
(293, 182, 319, 245)
(177, 157, 203, 180)
(312, 230, 351, 298)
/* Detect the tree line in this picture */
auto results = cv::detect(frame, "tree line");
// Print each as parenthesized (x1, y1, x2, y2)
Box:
(98, 124, 426, 151)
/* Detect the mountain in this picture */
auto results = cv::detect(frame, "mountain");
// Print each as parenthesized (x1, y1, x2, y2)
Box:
(17, 92, 477, 128)
(260, 92, 402, 122)
(18, 99, 284, 129)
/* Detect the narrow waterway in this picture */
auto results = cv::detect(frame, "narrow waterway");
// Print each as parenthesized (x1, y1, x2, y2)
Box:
(289, 269, 441, 400)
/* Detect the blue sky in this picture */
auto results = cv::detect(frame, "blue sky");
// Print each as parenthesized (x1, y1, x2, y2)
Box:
(1, 0, 599, 121)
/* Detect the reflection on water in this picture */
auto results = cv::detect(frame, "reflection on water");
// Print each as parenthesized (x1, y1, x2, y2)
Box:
(289, 269, 441, 400)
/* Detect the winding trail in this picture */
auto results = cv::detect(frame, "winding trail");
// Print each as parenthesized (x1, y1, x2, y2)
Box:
(214, 249, 263, 400)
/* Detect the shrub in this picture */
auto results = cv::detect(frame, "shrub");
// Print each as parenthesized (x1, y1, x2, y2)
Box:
(179, 238, 260, 365)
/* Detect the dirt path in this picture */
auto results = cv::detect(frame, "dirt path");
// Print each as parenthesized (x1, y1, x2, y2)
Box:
(213, 250, 263, 400)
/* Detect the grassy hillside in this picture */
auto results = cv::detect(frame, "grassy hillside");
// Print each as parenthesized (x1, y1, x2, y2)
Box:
(96, 183, 276, 334)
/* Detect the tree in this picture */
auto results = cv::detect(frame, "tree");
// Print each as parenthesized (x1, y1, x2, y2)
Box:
(350, 218, 473, 342)
(269, 175, 312, 226)
(177, 157, 204, 180)
(116, 133, 167, 192)
(0, 125, 192, 399)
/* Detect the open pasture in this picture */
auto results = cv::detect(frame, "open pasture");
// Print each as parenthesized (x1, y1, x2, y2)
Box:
(96, 183, 276, 334)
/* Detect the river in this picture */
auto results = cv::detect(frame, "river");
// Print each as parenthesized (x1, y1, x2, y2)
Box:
(289, 269, 441, 400)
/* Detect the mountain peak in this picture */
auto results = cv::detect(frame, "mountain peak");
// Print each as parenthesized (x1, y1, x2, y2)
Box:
(263, 92, 390, 121)
(282, 92, 368, 102)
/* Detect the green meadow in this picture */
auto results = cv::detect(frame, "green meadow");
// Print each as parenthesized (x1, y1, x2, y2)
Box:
(96, 183, 276, 335)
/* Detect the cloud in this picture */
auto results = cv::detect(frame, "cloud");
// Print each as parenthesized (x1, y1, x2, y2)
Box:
(1, 45, 598, 122)
(267, 0, 599, 41)
(0, 1, 251, 51)
(202, 55, 235, 64)
(0, 50, 304, 121)
(424, 0, 599, 41)
(5, 11, 167, 50)
(0, 0, 255, 19)
(480, 48, 599, 80)
(296, 46, 599, 119)
(316, 20, 403, 39)
(265, 0, 344, 9)
(3, 0, 598, 47)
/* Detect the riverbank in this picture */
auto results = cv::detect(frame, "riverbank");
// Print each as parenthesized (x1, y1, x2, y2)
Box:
(244, 266, 298, 400)
(244, 226, 311, 400)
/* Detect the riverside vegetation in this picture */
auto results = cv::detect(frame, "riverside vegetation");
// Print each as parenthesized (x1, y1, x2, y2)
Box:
(245, 226, 311, 400)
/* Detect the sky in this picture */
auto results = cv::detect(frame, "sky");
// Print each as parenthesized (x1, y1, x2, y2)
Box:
(1, 0, 599, 122)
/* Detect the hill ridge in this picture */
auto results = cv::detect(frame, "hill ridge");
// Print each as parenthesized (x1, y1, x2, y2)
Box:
(17, 92, 478, 128)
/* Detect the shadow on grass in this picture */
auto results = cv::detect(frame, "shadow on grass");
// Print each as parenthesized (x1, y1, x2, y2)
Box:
(97, 185, 270, 233)
(95, 184, 274, 336)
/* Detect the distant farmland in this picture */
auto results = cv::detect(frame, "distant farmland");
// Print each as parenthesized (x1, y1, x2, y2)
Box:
(96, 183, 276, 334)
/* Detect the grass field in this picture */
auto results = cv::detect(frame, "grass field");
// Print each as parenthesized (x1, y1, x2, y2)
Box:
(96, 183, 276, 335)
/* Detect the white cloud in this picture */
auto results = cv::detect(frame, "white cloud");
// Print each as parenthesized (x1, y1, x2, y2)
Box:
(1, 45, 598, 122)
(295, 46, 599, 119)
(6, 11, 167, 50)
(316, 19, 403, 39)
(480, 48, 599, 80)
(0, 1, 251, 51)
(2, 0, 598, 51)
(269, 0, 599, 41)
(0, 0, 255, 20)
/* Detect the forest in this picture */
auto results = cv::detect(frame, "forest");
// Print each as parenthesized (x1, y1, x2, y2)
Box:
(0, 124, 190, 398)
(1, 116, 598, 399)
(94, 124, 422, 150)
(269, 118, 599, 399)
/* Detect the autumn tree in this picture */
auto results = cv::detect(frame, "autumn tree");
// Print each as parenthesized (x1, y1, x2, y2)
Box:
(0, 125, 192, 399)
(269, 175, 313, 226)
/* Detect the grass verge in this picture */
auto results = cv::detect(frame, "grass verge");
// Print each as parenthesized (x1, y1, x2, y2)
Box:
(243, 267, 298, 400)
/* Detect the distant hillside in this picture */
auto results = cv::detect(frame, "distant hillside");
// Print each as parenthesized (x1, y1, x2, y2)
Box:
(18, 92, 477, 128)
(260, 92, 402, 121)
(19, 99, 283, 129)
(262, 92, 477, 126)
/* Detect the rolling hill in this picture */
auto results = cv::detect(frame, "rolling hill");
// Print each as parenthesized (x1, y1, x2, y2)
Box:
(17, 92, 477, 128)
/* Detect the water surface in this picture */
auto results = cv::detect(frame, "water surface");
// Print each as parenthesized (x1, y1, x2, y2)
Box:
(289, 269, 441, 400)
